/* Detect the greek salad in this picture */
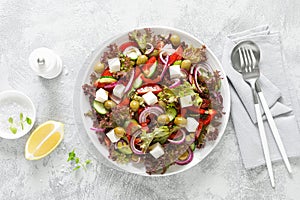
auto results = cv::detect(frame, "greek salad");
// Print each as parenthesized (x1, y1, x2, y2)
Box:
(82, 28, 224, 174)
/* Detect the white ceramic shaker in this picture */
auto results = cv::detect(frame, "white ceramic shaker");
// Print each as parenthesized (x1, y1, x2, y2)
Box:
(29, 47, 63, 79)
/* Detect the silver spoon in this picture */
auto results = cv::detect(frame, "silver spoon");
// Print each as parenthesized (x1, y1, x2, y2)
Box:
(231, 40, 292, 174)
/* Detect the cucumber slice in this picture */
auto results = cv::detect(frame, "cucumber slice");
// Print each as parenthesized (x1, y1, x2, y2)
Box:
(99, 76, 117, 83)
(145, 61, 157, 78)
(93, 100, 107, 114)
(118, 145, 133, 155)
(123, 46, 141, 60)
(133, 74, 143, 88)
(190, 143, 195, 151)
(173, 60, 182, 65)
(166, 107, 177, 121)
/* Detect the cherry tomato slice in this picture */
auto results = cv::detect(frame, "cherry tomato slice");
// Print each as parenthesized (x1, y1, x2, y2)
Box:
(119, 42, 138, 52)
(136, 84, 162, 95)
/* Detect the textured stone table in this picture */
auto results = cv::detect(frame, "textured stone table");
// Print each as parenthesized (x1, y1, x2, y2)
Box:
(1, 0, 300, 199)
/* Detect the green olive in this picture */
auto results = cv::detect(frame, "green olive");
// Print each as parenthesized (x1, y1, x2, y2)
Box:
(136, 55, 148, 65)
(157, 114, 170, 125)
(104, 100, 116, 110)
(130, 100, 140, 111)
(174, 116, 187, 126)
(149, 49, 159, 57)
(170, 34, 181, 46)
(93, 62, 105, 73)
(114, 127, 126, 137)
(158, 100, 166, 108)
(181, 60, 192, 71)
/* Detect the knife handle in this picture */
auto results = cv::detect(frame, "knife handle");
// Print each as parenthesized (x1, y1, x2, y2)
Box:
(254, 103, 275, 188)
(257, 91, 292, 173)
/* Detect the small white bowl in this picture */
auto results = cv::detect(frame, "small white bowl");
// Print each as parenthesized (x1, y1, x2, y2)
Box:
(0, 90, 36, 139)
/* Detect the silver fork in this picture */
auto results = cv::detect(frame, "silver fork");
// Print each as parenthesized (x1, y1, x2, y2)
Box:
(239, 47, 275, 188)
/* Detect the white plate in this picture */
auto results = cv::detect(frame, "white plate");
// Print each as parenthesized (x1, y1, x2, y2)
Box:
(0, 90, 36, 139)
(74, 26, 231, 176)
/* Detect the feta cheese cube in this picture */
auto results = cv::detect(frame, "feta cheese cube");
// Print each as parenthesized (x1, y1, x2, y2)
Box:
(106, 129, 120, 143)
(142, 91, 158, 105)
(95, 88, 108, 103)
(150, 142, 164, 159)
(180, 95, 193, 108)
(113, 84, 125, 99)
(169, 65, 182, 79)
(186, 117, 199, 132)
(108, 57, 120, 72)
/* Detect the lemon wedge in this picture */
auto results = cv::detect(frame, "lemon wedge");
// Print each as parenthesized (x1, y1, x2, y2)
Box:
(25, 120, 64, 160)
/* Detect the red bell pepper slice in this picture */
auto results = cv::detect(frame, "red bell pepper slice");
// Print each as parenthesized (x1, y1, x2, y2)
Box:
(168, 46, 183, 65)
(93, 80, 106, 89)
(136, 84, 162, 95)
(201, 109, 217, 126)
(102, 69, 113, 77)
(140, 74, 161, 84)
(195, 121, 203, 140)
(141, 56, 156, 74)
(119, 41, 138, 52)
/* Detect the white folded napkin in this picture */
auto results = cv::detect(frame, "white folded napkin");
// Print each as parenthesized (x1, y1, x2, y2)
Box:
(222, 25, 300, 168)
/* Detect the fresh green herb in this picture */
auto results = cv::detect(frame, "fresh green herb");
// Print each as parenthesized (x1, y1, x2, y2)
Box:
(9, 127, 17, 134)
(8, 113, 32, 134)
(26, 117, 32, 125)
(20, 113, 23, 120)
(67, 149, 91, 171)
(8, 117, 13, 124)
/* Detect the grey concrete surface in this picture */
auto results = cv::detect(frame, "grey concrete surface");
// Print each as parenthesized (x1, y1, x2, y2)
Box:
(1, 0, 300, 199)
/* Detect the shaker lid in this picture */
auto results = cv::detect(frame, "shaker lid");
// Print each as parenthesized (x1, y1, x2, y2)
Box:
(29, 47, 57, 75)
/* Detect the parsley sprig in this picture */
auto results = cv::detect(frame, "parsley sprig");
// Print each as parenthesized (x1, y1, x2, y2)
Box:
(8, 113, 32, 134)
(67, 149, 91, 171)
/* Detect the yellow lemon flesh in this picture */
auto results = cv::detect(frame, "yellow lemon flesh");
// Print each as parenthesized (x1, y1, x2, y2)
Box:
(25, 120, 64, 160)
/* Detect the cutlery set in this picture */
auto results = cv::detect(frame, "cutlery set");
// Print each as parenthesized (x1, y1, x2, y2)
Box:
(231, 41, 291, 188)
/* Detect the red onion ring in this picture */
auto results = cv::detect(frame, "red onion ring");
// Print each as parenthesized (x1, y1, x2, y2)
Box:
(159, 51, 169, 65)
(197, 62, 214, 73)
(160, 63, 170, 80)
(90, 127, 105, 132)
(194, 68, 202, 93)
(169, 79, 181, 89)
(193, 63, 214, 93)
(129, 129, 145, 155)
(167, 129, 186, 144)
(139, 106, 164, 123)
(190, 65, 195, 75)
(144, 43, 154, 55)
(104, 82, 117, 90)
(175, 147, 193, 165)
(180, 69, 189, 80)
(124, 68, 135, 93)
